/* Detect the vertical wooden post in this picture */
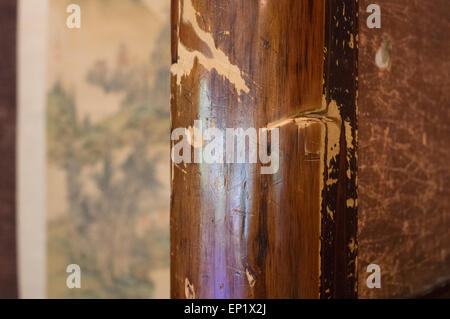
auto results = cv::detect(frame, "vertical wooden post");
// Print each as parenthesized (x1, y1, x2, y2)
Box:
(0, 0, 18, 298)
(171, 0, 357, 298)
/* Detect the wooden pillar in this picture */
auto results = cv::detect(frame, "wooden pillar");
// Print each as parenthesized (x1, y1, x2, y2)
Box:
(0, 0, 18, 298)
(171, 0, 357, 298)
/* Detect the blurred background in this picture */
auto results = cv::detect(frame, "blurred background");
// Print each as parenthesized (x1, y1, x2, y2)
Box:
(16, 0, 171, 298)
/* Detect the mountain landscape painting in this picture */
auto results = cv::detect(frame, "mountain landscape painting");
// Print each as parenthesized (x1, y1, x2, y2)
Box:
(46, 0, 170, 298)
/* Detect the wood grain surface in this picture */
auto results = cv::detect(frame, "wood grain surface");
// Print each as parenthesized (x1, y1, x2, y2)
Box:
(321, 0, 358, 299)
(0, 0, 18, 299)
(171, 0, 357, 298)
(358, 0, 450, 298)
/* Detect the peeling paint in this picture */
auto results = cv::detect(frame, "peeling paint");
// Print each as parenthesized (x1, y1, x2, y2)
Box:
(347, 198, 355, 208)
(327, 206, 334, 220)
(348, 237, 356, 254)
(349, 33, 354, 49)
(266, 117, 294, 130)
(185, 277, 196, 299)
(344, 119, 356, 179)
(375, 34, 392, 70)
(246, 268, 256, 288)
(171, 0, 250, 96)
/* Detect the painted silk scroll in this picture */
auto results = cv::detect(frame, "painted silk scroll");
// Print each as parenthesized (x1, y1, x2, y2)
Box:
(46, 0, 170, 298)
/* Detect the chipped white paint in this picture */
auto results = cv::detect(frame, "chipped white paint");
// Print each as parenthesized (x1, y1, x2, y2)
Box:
(266, 117, 294, 130)
(349, 33, 355, 49)
(344, 119, 355, 179)
(347, 198, 356, 208)
(185, 277, 196, 299)
(320, 97, 342, 184)
(348, 237, 356, 254)
(375, 46, 390, 70)
(327, 206, 334, 220)
(246, 268, 256, 288)
(171, 0, 249, 96)
(375, 36, 391, 70)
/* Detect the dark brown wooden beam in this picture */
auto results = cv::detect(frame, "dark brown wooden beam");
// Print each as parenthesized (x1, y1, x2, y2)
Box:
(321, 0, 358, 299)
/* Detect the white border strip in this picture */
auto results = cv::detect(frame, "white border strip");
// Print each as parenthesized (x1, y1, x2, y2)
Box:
(17, 0, 48, 299)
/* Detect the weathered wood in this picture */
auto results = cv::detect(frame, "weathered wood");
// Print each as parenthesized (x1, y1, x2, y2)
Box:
(358, 0, 450, 298)
(171, 0, 357, 298)
(0, 0, 18, 298)
(321, 0, 358, 299)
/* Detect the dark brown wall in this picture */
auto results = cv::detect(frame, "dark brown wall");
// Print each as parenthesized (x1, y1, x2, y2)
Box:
(358, 0, 450, 298)
(0, 0, 18, 298)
